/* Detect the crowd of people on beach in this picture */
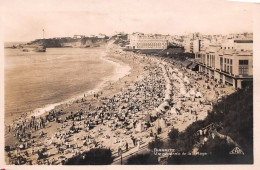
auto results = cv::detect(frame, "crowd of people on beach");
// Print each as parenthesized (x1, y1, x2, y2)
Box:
(5, 47, 234, 165)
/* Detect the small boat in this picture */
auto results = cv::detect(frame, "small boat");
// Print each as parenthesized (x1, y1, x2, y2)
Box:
(34, 45, 46, 52)
(22, 49, 29, 52)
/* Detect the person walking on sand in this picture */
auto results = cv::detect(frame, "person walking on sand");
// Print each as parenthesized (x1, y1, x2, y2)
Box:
(118, 146, 122, 157)
(137, 140, 140, 151)
(125, 141, 128, 151)
(131, 136, 136, 146)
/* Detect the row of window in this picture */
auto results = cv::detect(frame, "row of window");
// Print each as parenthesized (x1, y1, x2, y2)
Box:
(208, 55, 215, 68)
(221, 58, 249, 75)
(200, 54, 250, 76)
(200, 54, 215, 68)
(133, 37, 167, 40)
(239, 66, 249, 75)
(134, 38, 167, 41)
(136, 42, 167, 49)
(221, 46, 234, 50)
(238, 60, 249, 75)
(136, 46, 165, 49)
(137, 43, 167, 46)
(224, 58, 233, 65)
(221, 57, 233, 74)
(223, 64, 233, 74)
(239, 60, 248, 65)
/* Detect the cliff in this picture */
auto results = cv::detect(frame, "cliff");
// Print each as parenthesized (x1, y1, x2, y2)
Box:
(25, 37, 109, 48)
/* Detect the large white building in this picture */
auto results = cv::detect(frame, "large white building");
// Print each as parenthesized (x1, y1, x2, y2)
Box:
(129, 33, 169, 50)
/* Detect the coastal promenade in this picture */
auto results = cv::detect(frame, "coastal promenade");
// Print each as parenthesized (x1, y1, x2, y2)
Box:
(4, 45, 234, 165)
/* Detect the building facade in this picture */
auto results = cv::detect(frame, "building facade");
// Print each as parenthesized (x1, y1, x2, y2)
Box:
(195, 39, 253, 89)
(129, 33, 169, 50)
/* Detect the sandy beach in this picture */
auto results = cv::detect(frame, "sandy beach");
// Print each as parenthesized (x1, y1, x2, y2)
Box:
(4, 45, 235, 165)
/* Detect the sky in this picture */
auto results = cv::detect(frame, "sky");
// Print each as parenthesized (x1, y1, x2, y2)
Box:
(0, 0, 257, 42)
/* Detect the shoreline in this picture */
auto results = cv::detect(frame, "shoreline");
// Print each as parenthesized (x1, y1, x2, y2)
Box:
(7, 49, 132, 124)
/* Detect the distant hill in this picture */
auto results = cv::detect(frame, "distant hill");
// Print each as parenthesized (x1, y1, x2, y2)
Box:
(21, 37, 109, 48)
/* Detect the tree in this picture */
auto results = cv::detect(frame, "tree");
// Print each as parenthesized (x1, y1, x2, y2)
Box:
(126, 153, 158, 165)
(168, 127, 179, 142)
(148, 139, 164, 151)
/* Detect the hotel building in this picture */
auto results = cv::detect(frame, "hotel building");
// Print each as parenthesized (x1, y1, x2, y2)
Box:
(129, 33, 169, 50)
(195, 39, 253, 89)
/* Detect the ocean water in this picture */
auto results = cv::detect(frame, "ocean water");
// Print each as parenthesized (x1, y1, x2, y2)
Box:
(4, 47, 115, 124)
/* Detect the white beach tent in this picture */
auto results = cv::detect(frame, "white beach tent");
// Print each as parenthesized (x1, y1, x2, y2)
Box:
(170, 107, 177, 115)
(178, 72, 183, 77)
(173, 76, 179, 81)
(156, 101, 168, 113)
(166, 84, 172, 90)
(156, 105, 165, 113)
(160, 118, 167, 129)
(189, 89, 196, 96)
(165, 93, 171, 100)
(151, 110, 158, 117)
(154, 118, 167, 130)
(144, 113, 151, 122)
(165, 88, 171, 95)
(175, 101, 183, 110)
(205, 93, 215, 101)
(195, 92, 203, 98)
(180, 88, 186, 96)
(156, 107, 162, 113)
(136, 122, 144, 133)
(185, 92, 191, 98)
(161, 101, 169, 109)
(169, 67, 174, 74)
(184, 76, 190, 84)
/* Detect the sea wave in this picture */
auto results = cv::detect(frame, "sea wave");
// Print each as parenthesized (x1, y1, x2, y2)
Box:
(30, 51, 131, 118)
